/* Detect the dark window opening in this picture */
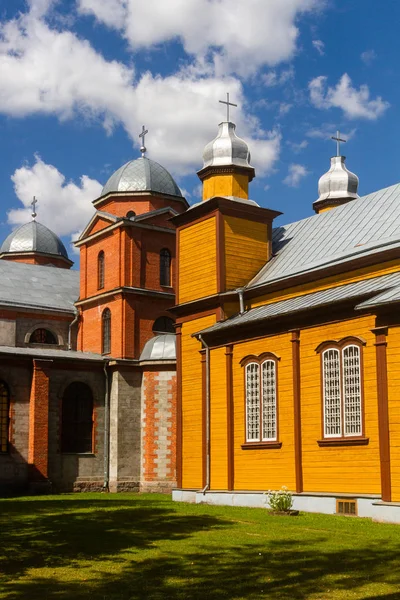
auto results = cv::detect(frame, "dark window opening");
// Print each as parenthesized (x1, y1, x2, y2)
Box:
(98, 251, 105, 290)
(61, 382, 93, 453)
(160, 248, 171, 287)
(29, 328, 57, 344)
(152, 316, 175, 334)
(102, 308, 111, 354)
(0, 381, 9, 453)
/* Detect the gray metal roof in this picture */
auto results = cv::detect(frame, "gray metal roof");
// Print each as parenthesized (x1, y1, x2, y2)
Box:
(356, 283, 400, 309)
(199, 271, 400, 336)
(315, 155, 359, 206)
(102, 157, 182, 197)
(139, 334, 176, 361)
(249, 183, 400, 289)
(201, 122, 253, 171)
(0, 260, 79, 313)
(1, 221, 69, 259)
(0, 346, 103, 361)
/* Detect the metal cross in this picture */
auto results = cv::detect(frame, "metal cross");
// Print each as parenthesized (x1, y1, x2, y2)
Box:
(219, 93, 237, 122)
(139, 125, 148, 157)
(331, 130, 346, 156)
(31, 196, 38, 221)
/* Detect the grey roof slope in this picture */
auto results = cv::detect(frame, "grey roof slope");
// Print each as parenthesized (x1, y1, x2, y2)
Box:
(249, 183, 400, 289)
(140, 334, 176, 361)
(1, 221, 69, 259)
(0, 346, 103, 361)
(102, 157, 183, 197)
(199, 271, 400, 336)
(0, 260, 79, 313)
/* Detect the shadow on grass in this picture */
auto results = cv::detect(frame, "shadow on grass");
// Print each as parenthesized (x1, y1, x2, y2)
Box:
(1, 497, 400, 599)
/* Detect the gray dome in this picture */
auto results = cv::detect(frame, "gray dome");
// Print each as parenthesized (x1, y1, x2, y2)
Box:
(202, 122, 253, 170)
(140, 334, 176, 361)
(316, 156, 359, 205)
(0, 221, 69, 259)
(102, 157, 182, 197)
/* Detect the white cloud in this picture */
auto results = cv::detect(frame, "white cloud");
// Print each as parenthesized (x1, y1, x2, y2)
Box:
(261, 67, 295, 87)
(361, 49, 377, 66)
(287, 139, 308, 153)
(309, 74, 389, 120)
(312, 39, 325, 55)
(0, 3, 280, 177)
(283, 163, 309, 187)
(306, 124, 356, 141)
(8, 156, 102, 248)
(78, 0, 322, 77)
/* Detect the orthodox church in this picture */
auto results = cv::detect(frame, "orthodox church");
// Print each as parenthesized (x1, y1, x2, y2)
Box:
(172, 120, 400, 524)
(0, 139, 186, 494)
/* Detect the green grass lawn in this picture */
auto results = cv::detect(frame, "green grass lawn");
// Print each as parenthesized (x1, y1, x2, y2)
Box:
(0, 494, 400, 600)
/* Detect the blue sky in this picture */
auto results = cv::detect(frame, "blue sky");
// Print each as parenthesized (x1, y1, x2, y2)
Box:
(0, 0, 399, 266)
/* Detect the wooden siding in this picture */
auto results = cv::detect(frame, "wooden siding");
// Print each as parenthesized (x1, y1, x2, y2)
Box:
(224, 216, 269, 290)
(232, 334, 296, 491)
(300, 316, 381, 495)
(210, 347, 228, 489)
(386, 326, 400, 501)
(181, 314, 216, 489)
(179, 218, 217, 304)
(203, 173, 248, 201)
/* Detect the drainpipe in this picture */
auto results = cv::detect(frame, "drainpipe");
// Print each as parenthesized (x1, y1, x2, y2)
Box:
(68, 310, 79, 350)
(236, 287, 245, 315)
(103, 361, 110, 491)
(197, 333, 210, 495)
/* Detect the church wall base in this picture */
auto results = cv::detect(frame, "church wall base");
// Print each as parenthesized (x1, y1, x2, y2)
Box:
(109, 479, 140, 493)
(172, 490, 400, 524)
(140, 480, 177, 494)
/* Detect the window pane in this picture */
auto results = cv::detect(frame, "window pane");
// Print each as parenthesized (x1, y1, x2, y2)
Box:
(0, 381, 9, 453)
(29, 329, 57, 344)
(343, 345, 362, 436)
(102, 309, 111, 354)
(261, 360, 277, 440)
(246, 363, 260, 441)
(98, 252, 105, 289)
(323, 349, 342, 437)
(160, 249, 171, 287)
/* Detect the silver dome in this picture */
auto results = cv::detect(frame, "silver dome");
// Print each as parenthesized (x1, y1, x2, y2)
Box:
(0, 221, 69, 259)
(140, 334, 176, 361)
(315, 156, 359, 206)
(102, 157, 182, 197)
(202, 122, 253, 170)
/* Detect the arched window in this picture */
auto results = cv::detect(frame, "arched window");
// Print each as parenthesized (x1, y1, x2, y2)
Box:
(152, 316, 175, 334)
(29, 328, 57, 344)
(98, 251, 105, 290)
(0, 381, 9, 453)
(61, 382, 93, 453)
(102, 308, 111, 354)
(160, 248, 171, 287)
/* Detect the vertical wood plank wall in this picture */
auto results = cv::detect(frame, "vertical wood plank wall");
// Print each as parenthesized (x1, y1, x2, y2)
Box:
(386, 326, 400, 501)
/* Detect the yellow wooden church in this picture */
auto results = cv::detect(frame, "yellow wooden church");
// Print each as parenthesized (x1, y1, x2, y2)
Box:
(171, 118, 400, 523)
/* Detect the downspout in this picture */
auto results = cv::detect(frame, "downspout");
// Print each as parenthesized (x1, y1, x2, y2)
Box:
(236, 287, 245, 315)
(68, 310, 79, 350)
(197, 334, 210, 495)
(103, 361, 110, 491)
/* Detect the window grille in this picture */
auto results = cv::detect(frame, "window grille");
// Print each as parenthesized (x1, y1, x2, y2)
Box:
(98, 251, 105, 289)
(245, 363, 260, 441)
(61, 382, 93, 453)
(29, 328, 57, 344)
(0, 381, 9, 453)
(160, 248, 171, 287)
(343, 345, 362, 435)
(102, 308, 111, 355)
(245, 359, 277, 443)
(323, 349, 342, 437)
(336, 499, 357, 516)
(261, 360, 277, 440)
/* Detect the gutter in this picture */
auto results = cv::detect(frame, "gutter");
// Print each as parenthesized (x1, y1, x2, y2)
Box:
(103, 361, 110, 491)
(197, 333, 210, 495)
(68, 310, 79, 350)
(236, 287, 245, 315)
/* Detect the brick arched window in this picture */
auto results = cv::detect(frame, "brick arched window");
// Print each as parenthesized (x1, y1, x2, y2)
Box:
(0, 381, 9, 453)
(98, 251, 105, 290)
(61, 382, 93, 453)
(152, 316, 175, 334)
(160, 248, 171, 287)
(102, 308, 111, 355)
(29, 328, 57, 344)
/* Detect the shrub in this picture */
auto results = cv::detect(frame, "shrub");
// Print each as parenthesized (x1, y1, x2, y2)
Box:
(265, 486, 293, 512)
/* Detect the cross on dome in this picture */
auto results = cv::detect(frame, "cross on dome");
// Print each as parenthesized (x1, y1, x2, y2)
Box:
(139, 125, 148, 157)
(219, 93, 237, 122)
(331, 130, 346, 157)
(31, 196, 38, 221)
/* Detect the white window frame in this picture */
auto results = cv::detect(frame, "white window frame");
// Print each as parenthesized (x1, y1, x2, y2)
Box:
(245, 359, 277, 443)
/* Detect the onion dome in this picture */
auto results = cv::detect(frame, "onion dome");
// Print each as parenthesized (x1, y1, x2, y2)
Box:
(313, 156, 359, 214)
(139, 334, 176, 361)
(101, 157, 182, 198)
(0, 221, 69, 259)
(201, 122, 254, 175)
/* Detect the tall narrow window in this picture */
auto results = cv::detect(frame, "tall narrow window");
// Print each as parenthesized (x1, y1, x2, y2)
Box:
(319, 339, 364, 440)
(244, 356, 278, 443)
(102, 308, 111, 354)
(0, 381, 9, 453)
(160, 248, 171, 287)
(61, 382, 93, 453)
(98, 251, 105, 289)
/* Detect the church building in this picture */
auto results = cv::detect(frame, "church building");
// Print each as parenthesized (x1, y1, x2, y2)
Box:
(0, 138, 186, 494)
(172, 119, 400, 523)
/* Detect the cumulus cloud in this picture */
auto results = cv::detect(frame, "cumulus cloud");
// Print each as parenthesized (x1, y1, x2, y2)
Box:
(0, 3, 280, 176)
(78, 0, 322, 77)
(8, 156, 102, 247)
(309, 74, 389, 120)
(287, 139, 308, 153)
(312, 39, 325, 55)
(261, 67, 295, 88)
(283, 163, 309, 187)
